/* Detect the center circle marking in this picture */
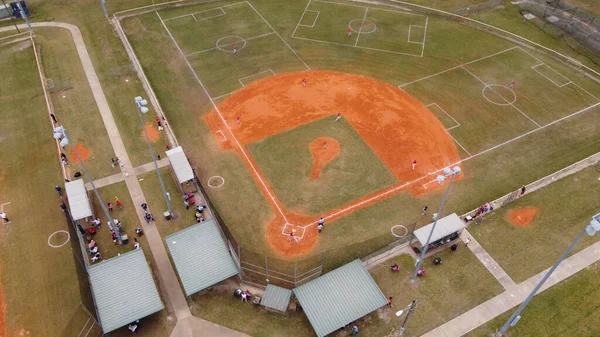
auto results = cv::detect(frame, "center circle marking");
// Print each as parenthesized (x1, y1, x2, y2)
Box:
(216, 36, 247, 53)
(349, 19, 377, 34)
(482, 84, 517, 106)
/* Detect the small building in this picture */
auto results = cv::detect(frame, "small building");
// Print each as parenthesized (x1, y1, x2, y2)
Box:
(412, 213, 465, 255)
(65, 179, 93, 222)
(165, 146, 196, 194)
(261, 284, 293, 314)
(166, 219, 239, 296)
(293, 259, 388, 337)
(88, 249, 164, 334)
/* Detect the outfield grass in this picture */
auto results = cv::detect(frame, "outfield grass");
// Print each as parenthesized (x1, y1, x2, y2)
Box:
(402, 0, 490, 12)
(467, 166, 600, 283)
(247, 116, 397, 216)
(0, 40, 81, 337)
(465, 262, 600, 337)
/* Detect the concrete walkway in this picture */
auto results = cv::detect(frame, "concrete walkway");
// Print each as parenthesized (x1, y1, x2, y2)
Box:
(1, 23, 247, 336)
(461, 229, 516, 290)
(422, 233, 600, 336)
(84, 158, 170, 190)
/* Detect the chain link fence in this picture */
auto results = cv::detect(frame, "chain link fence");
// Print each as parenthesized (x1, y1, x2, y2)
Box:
(454, 0, 502, 16)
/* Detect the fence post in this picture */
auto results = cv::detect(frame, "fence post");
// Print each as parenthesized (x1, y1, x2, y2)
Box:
(320, 251, 325, 275)
(265, 255, 269, 283)
(294, 261, 297, 287)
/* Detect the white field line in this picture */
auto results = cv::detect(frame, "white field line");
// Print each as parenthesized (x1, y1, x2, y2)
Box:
(296, 102, 600, 230)
(531, 63, 572, 87)
(398, 46, 519, 87)
(314, 0, 426, 17)
(244, 1, 311, 70)
(461, 66, 542, 127)
(408, 24, 425, 44)
(292, 0, 313, 38)
(216, 130, 227, 142)
(425, 103, 460, 130)
(354, 7, 369, 47)
(163, 5, 234, 22)
(157, 11, 289, 223)
(298, 10, 320, 27)
(238, 69, 276, 87)
(450, 135, 472, 156)
(292, 35, 423, 57)
(212, 90, 237, 100)
(185, 32, 275, 57)
(420, 16, 428, 57)
(0, 31, 29, 41)
(191, 7, 226, 23)
(0, 202, 11, 212)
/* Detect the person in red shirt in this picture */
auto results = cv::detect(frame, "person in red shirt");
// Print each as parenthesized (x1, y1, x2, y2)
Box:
(233, 45, 237, 54)
(412, 160, 417, 170)
(156, 117, 161, 127)
(388, 297, 393, 307)
(116, 200, 123, 210)
(347, 28, 352, 37)
(236, 116, 240, 124)
(323, 140, 327, 149)
(335, 112, 341, 121)
(302, 78, 306, 87)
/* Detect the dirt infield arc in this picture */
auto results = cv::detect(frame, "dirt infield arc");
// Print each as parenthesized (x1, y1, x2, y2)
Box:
(204, 70, 461, 256)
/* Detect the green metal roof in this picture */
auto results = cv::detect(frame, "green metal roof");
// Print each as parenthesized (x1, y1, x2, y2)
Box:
(88, 249, 163, 333)
(293, 259, 387, 337)
(166, 219, 239, 296)
(261, 284, 293, 312)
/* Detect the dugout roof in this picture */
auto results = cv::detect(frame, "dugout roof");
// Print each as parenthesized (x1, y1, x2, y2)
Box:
(166, 146, 194, 184)
(414, 213, 465, 246)
(65, 179, 93, 220)
(293, 259, 387, 337)
(261, 284, 293, 313)
(166, 219, 239, 296)
(88, 249, 163, 334)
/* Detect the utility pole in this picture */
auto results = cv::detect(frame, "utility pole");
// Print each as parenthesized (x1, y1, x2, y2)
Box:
(399, 300, 418, 336)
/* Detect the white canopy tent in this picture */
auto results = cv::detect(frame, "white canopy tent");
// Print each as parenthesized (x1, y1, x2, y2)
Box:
(65, 179, 93, 221)
(414, 213, 465, 246)
(166, 146, 194, 184)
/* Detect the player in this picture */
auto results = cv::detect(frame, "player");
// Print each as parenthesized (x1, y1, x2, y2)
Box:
(509, 80, 515, 89)
(302, 78, 307, 87)
(323, 140, 327, 149)
(236, 116, 240, 124)
(335, 112, 341, 121)
(412, 160, 417, 170)
(347, 28, 352, 37)
(233, 45, 237, 54)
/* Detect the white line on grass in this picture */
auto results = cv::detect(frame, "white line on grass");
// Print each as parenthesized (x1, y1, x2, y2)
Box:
(354, 8, 369, 47)
(531, 63, 572, 87)
(407, 25, 425, 44)
(157, 11, 290, 223)
(292, 0, 313, 38)
(185, 32, 275, 57)
(461, 66, 542, 127)
(299, 10, 320, 28)
(398, 46, 519, 87)
(244, 1, 311, 70)
(212, 91, 237, 100)
(313, 0, 426, 17)
(191, 7, 226, 23)
(425, 103, 460, 130)
(163, 4, 237, 22)
(238, 69, 276, 87)
(450, 135, 472, 156)
(292, 35, 424, 57)
(420, 16, 428, 57)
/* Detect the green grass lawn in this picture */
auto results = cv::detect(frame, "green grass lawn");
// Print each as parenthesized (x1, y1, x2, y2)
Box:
(467, 166, 600, 283)
(0, 40, 81, 337)
(465, 262, 600, 337)
(247, 116, 397, 216)
(401, 0, 490, 12)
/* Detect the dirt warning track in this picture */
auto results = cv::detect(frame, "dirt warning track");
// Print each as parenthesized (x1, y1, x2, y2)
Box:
(204, 70, 461, 256)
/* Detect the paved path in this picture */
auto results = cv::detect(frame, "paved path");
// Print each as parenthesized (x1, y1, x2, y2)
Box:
(84, 158, 170, 190)
(461, 229, 516, 290)
(422, 233, 600, 336)
(1, 23, 247, 336)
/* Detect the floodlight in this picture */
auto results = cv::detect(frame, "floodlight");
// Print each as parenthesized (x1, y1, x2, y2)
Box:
(140, 99, 148, 106)
(140, 107, 149, 113)
(134, 96, 143, 102)
(436, 175, 446, 184)
(60, 138, 69, 147)
(453, 166, 461, 174)
(443, 167, 452, 175)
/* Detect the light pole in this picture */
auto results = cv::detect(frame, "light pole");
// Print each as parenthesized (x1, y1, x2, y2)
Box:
(135, 96, 173, 218)
(396, 300, 418, 336)
(15, 1, 31, 32)
(53, 126, 117, 233)
(1, 0, 20, 33)
(497, 212, 600, 336)
(412, 166, 461, 282)
(100, 0, 108, 17)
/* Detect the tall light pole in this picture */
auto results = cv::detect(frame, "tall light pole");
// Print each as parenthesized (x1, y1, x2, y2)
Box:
(135, 96, 173, 218)
(412, 166, 461, 282)
(53, 126, 117, 234)
(497, 212, 600, 336)
(1, 0, 20, 33)
(396, 300, 419, 336)
(100, 0, 108, 17)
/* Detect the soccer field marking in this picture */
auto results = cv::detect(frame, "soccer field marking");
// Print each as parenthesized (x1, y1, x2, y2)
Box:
(292, 0, 314, 38)
(408, 24, 425, 44)
(0, 202, 11, 212)
(420, 16, 428, 57)
(481, 84, 516, 106)
(354, 7, 369, 47)
(292, 35, 425, 57)
(244, 1, 311, 70)
(425, 103, 460, 130)
(162, 5, 231, 22)
(157, 11, 289, 223)
(212, 91, 237, 100)
(461, 66, 542, 127)
(398, 46, 519, 87)
(531, 63, 573, 87)
(313, 0, 426, 17)
(298, 10, 320, 27)
(238, 69, 276, 87)
(450, 135, 472, 157)
(215, 130, 227, 142)
(215, 35, 246, 53)
(192, 7, 226, 22)
(185, 32, 275, 57)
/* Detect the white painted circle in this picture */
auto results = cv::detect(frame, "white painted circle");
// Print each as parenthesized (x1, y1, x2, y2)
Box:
(48, 230, 70, 248)
(216, 36, 246, 53)
(208, 176, 225, 188)
(482, 84, 516, 106)
(391, 225, 408, 238)
(349, 19, 377, 34)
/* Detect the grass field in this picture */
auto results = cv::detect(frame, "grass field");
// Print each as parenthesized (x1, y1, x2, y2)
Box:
(467, 166, 600, 283)
(0, 39, 81, 337)
(465, 262, 600, 337)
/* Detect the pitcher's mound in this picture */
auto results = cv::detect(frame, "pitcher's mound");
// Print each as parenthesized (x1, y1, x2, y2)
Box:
(508, 207, 539, 227)
(70, 143, 90, 162)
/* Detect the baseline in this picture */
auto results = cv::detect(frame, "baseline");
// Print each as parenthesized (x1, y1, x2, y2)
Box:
(299, 10, 320, 27)
(238, 69, 276, 87)
(531, 63, 572, 87)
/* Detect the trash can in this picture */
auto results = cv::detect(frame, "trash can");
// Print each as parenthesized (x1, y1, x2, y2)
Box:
(163, 211, 172, 220)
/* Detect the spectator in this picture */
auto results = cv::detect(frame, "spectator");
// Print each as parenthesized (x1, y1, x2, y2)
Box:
(318, 224, 323, 233)
(133, 238, 140, 250)
(450, 243, 458, 253)
(144, 213, 153, 224)
(387, 297, 393, 307)
(141, 203, 148, 212)
(352, 325, 359, 335)
(91, 253, 102, 262)
(55, 185, 62, 196)
(390, 263, 399, 272)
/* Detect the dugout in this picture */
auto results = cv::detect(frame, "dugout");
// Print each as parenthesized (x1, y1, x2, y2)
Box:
(165, 146, 197, 194)
(293, 260, 388, 337)
(412, 213, 465, 255)
(65, 179, 93, 223)
(261, 284, 293, 314)
(88, 249, 163, 334)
